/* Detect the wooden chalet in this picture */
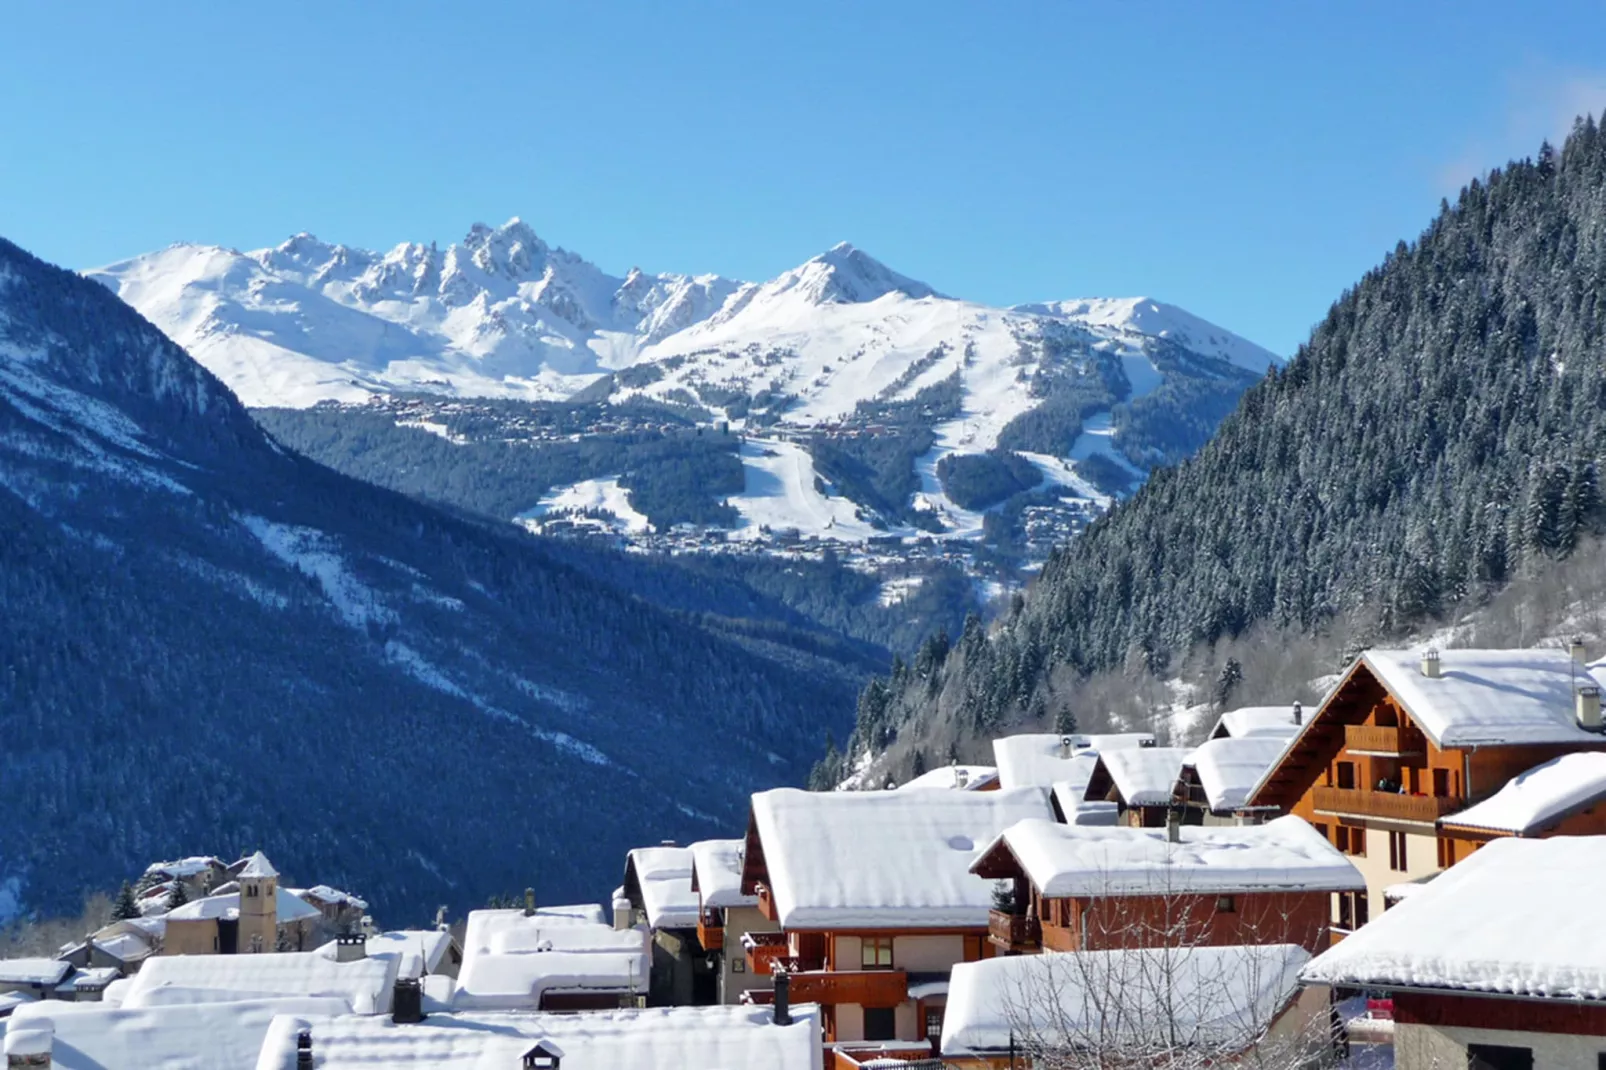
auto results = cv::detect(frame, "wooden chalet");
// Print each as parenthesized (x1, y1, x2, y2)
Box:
(738, 786, 1054, 1052)
(971, 815, 1363, 957)
(1245, 647, 1606, 937)
(688, 838, 778, 1005)
(1304, 837, 1606, 1070)
(1174, 734, 1294, 826)
(1080, 747, 1191, 827)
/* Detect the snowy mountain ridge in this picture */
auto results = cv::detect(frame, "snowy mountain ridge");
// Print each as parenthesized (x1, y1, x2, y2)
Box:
(89, 219, 1279, 410)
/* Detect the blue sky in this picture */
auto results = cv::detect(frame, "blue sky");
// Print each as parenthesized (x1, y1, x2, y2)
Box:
(3, 2, 1605, 355)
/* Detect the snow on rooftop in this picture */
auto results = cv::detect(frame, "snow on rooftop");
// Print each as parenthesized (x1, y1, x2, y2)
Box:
(1050, 784, 1119, 826)
(0, 958, 72, 985)
(238, 852, 279, 879)
(625, 846, 700, 930)
(1302, 837, 1606, 1000)
(1090, 747, 1191, 806)
(165, 887, 320, 925)
(992, 733, 1155, 790)
(296, 885, 368, 911)
(1188, 736, 1295, 813)
(750, 786, 1053, 929)
(317, 931, 453, 979)
(143, 856, 224, 879)
(985, 816, 1364, 898)
(7, 996, 349, 1069)
(254, 1004, 822, 1070)
(941, 944, 1309, 1056)
(1363, 649, 1606, 747)
(454, 910, 648, 1011)
(1440, 751, 1606, 835)
(121, 950, 399, 1014)
(897, 765, 999, 792)
(1211, 706, 1304, 740)
(689, 839, 754, 911)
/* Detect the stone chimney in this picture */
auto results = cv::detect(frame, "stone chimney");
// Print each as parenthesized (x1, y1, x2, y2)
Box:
(295, 1031, 313, 1070)
(335, 932, 367, 963)
(1166, 806, 1182, 845)
(523, 888, 536, 917)
(1571, 636, 1588, 663)
(1292, 701, 1303, 726)
(1421, 649, 1441, 679)
(1058, 735, 1074, 759)
(772, 968, 792, 1026)
(4, 1023, 53, 1068)
(1578, 685, 1602, 732)
(955, 767, 969, 788)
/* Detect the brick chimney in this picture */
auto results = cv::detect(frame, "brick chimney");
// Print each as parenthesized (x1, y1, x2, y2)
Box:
(1421, 649, 1441, 679)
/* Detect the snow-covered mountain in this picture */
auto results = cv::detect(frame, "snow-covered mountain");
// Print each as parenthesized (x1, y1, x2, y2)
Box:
(89, 220, 1278, 410)
(91, 220, 1281, 556)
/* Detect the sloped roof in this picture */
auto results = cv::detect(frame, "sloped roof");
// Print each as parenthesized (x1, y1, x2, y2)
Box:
(238, 852, 279, 879)
(454, 909, 649, 1011)
(1440, 751, 1606, 835)
(746, 787, 1054, 929)
(992, 733, 1155, 790)
(624, 847, 699, 930)
(165, 887, 320, 925)
(942, 944, 1309, 1055)
(1302, 837, 1606, 1000)
(897, 765, 1000, 792)
(5, 997, 349, 1069)
(1363, 648, 1606, 748)
(1087, 747, 1191, 806)
(0, 958, 72, 985)
(689, 839, 755, 910)
(121, 950, 399, 1014)
(979, 815, 1364, 898)
(253, 1005, 822, 1070)
(1187, 736, 1294, 812)
(1211, 706, 1304, 740)
(1050, 783, 1119, 826)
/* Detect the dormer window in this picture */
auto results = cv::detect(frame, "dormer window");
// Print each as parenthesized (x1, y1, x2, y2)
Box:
(522, 1040, 563, 1069)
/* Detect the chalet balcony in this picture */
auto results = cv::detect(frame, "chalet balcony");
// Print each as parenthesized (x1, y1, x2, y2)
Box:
(987, 909, 1042, 953)
(743, 931, 788, 976)
(783, 967, 908, 1008)
(1312, 786, 1458, 823)
(696, 911, 723, 952)
(1344, 724, 1424, 756)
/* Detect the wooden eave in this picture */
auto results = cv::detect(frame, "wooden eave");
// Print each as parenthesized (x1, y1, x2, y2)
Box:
(738, 807, 769, 897)
(1082, 756, 1119, 804)
(969, 837, 1026, 882)
(1246, 658, 1382, 810)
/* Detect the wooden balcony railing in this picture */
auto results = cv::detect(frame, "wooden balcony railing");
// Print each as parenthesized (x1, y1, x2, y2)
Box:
(1312, 786, 1458, 823)
(1344, 724, 1424, 755)
(785, 968, 908, 1008)
(987, 909, 1042, 953)
(743, 931, 787, 976)
(697, 911, 723, 952)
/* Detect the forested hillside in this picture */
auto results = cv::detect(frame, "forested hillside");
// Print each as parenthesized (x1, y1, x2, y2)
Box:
(0, 237, 864, 922)
(834, 119, 1606, 771)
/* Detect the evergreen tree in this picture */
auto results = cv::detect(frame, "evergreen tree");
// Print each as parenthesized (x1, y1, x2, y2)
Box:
(1054, 703, 1078, 736)
(165, 881, 189, 911)
(112, 881, 139, 922)
(1214, 659, 1243, 711)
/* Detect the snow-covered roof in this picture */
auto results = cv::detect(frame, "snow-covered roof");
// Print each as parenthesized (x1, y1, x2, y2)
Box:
(1361, 648, 1606, 748)
(689, 839, 755, 910)
(941, 944, 1310, 1055)
(0, 990, 38, 1015)
(1187, 736, 1294, 812)
(1440, 751, 1606, 835)
(1210, 706, 1304, 740)
(897, 765, 1000, 792)
(143, 856, 224, 879)
(1303, 836, 1606, 1000)
(625, 846, 700, 930)
(314, 931, 453, 980)
(992, 733, 1155, 790)
(295, 885, 368, 911)
(0, 958, 72, 985)
(982, 815, 1364, 898)
(453, 909, 648, 1011)
(238, 852, 279, 879)
(56, 968, 119, 993)
(121, 950, 399, 1014)
(164, 887, 321, 925)
(6, 996, 348, 1069)
(1050, 784, 1120, 826)
(1087, 747, 1191, 806)
(253, 1004, 822, 1070)
(748, 786, 1054, 929)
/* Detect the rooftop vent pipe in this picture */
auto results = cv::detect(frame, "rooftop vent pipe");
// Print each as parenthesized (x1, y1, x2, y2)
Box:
(1292, 701, 1303, 726)
(773, 968, 792, 1026)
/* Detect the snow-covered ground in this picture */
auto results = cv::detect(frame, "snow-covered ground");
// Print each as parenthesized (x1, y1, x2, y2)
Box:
(519, 477, 652, 535)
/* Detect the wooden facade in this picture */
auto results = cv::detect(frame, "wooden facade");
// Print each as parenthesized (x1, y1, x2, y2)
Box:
(1394, 991, 1606, 1037)
(1249, 657, 1606, 929)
